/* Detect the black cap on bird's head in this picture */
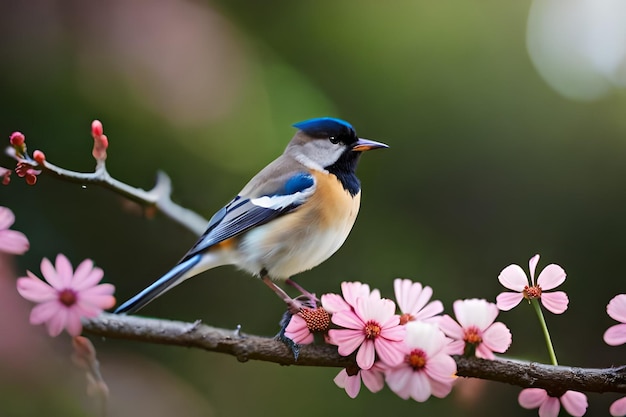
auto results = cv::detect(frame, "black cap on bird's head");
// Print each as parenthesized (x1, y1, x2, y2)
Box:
(293, 117, 388, 152)
(290, 117, 387, 195)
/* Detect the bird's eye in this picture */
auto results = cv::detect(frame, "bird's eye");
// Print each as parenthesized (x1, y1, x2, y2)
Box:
(329, 136, 340, 144)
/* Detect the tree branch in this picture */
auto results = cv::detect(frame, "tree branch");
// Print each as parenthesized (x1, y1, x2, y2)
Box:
(38, 160, 208, 235)
(83, 313, 626, 394)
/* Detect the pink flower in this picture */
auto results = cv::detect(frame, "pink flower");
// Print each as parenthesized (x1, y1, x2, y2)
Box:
(496, 254, 569, 314)
(604, 294, 626, 346)
(284, 307, 330, 345)
(393, 278, 443, 324)
(385, 321, 457, 402)
(16, 254, 116, 337)
(439, 299, 512, 359)
(329, 295, 405, 370)
(518, 388, 587, 417)
(334, 363, 385, 398)
(0, 206, 29, 255)
(610, 397, 626, 416)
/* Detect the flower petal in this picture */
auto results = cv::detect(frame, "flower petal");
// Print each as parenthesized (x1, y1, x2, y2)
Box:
(44, 307, 69, 337)
(328, 329, 365, 356)
(40, 257, 61, 289)
(321, 293, 350, 314)
(0, 206, 16, 230)
(331, 310, 364, 330)
(541, 291, 569, 314)
(385, 367, 413, 400)
(408, 371, 432, 402)
(356, 340, 376, 370)
(560, 390, 587, 417)
(538, 396, 561, 417)
(482, 322, 512, 354)
(356, 297, 396, 325)
(64, 309, 84, 336)
(453, 299, 498, 330)
(29, 301, 63, 325)
(393, 279, 439, 318)
(16, 274, 57, 302)
(536, 264, 566, 290)
(519, 388, 548, 409)
(0, 230, 29, 254)
(413, 300, 444, 321)
(498, 264, 529, 291)
(610, 396, 626, 417)
(374, 338, 405, 367)
(334, 369, 361, 398)
(341, 281, 372, 307)
(361, 365, 385, 393)
(284, 315, 314, 344)
(529, 254, 540, 283)
(54, 254, 74, 287)
(607, 294, 626, 323)
(604, 324, 626, 346)
(475, 343, 495, 360)
(406, 321, 446, 357)
(429, 377, 454, 399)
(496, 292, 524, 311)
(425, 352, 457, 383)
(438, 314, 464, 339)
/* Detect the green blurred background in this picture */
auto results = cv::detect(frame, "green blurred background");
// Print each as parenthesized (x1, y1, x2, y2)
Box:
(2, 0, 626, 416)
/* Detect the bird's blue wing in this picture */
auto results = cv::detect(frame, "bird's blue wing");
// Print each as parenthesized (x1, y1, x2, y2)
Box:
(181, 172, 315, 260)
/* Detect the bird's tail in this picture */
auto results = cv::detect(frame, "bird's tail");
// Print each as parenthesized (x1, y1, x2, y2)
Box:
(114, 254, 203, 315)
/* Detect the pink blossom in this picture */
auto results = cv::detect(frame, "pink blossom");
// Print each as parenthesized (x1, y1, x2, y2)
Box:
(393, 278, 443, 324)
(610, 397, 626, 416)
(439, 299, 512, 359)
(16, 254, 116, 337)
(496, 254, 569, 314)
(329, 295, 405, 370)
(284, 307, 330, 345)
(518, 388, 587, 417)
(0, 206, 29, 255)
(334, 363, 385, 398)
(604, 294, 626, 346)
(385, 321, 457, 402)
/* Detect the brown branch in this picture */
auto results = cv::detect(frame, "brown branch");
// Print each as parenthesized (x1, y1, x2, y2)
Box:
(83, 313, 626, 394)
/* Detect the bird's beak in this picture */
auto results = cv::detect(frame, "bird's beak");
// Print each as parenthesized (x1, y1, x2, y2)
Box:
(352, 138, 389, 152)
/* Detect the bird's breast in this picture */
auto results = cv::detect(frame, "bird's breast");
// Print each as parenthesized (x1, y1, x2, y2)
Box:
(237, 171, 361, 279)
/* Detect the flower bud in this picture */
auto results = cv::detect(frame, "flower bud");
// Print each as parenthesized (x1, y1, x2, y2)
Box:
(9, 131, 25, 146)
(91, 120, 103, 138)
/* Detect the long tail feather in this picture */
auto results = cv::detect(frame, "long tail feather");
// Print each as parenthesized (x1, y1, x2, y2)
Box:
(114, 254, 202, 315)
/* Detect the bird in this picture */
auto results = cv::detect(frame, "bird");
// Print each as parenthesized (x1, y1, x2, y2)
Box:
(114, 117, 388, 315)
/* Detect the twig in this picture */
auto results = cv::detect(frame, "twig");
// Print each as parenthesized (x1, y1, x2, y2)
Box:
(38, 159, 207, 235)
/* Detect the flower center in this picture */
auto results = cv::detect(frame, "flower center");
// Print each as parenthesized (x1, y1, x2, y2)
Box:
(58, 289, 77, 306)
(407, 349, 427, 370)
(364, 320, 382, 339)
(399, 313, 414, 325)
(523, 285, 542, 300)
(463, 326, 483, 345)
(299, 307, 330, 333)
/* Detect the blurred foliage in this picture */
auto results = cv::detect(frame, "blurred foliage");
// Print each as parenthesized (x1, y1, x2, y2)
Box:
(2, 0, 626, 416)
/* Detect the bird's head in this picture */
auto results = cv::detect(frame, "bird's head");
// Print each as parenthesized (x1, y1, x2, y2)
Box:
(287, 117, 388, 172)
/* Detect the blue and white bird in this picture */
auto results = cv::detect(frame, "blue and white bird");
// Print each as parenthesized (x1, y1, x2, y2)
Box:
(115, 117, 387, 315)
